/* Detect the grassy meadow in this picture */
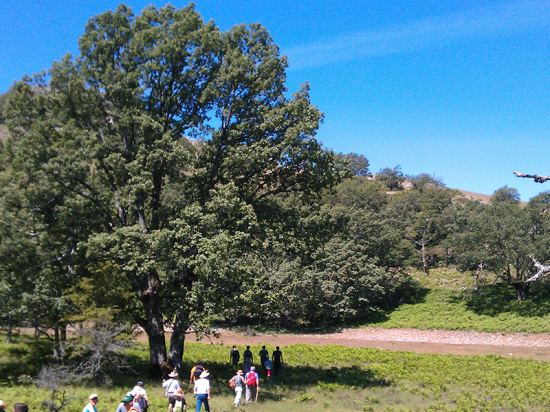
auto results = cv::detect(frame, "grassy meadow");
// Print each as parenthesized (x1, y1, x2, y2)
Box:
(4, 269, 550, 411)
(3, 335, 550, 412)
(369, 268, 550, 334)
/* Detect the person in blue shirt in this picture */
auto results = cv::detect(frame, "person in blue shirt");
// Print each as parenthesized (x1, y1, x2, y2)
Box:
(162, 371, 181, 412)
(244, 366, 259, 404)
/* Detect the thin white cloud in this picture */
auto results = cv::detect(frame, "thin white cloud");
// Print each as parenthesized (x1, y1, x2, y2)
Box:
(285, 0, 550, 70)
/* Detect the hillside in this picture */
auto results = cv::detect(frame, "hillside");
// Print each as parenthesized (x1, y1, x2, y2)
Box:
(0, 125, 519, 204)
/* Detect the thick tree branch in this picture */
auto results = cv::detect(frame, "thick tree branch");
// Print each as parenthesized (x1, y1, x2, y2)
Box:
(526, 256, 550, 283)
(513, 171, 550, 183)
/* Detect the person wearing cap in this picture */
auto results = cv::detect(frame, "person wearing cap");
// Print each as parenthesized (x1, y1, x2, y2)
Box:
(116, 393, 141, 412)
(131, 382, 149, 412)
(172, 388, 187, 412)
(244, 366, 259, 404)
(163, 371, 181, 412)
(193, 371, 211, 412)
(229, 370, 245, 408)
(121, 396, 139, 412)
(83, 394, 99, 412)
(0, 400, 6, 412)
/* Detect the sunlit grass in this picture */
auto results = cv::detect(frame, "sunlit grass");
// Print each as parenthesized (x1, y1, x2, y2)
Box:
(3, 339, 550, 411)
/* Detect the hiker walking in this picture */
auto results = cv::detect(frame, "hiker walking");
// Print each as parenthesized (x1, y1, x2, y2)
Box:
(189, 361, 204, 386)
(258, 346, 269, 371)
(229, 345, 240, 366)
(163, 371, 181, 412)
(244, 366, 259, 404)
(121, 395, 139, 412)
(229, 370, 245, 408)
(264, 358, 272, 380)
(172, 388, 187, 412)
(82, 394, 99, 412)
(193, 371, 211, 412)
(243, 346, 253, 373)
(131, 382, 149, 412)
(272, 346, 283, 376)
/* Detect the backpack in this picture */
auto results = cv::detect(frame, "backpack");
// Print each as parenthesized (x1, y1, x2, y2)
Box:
(229, 377, 236, 390)
(136, 397, 147, 412)
(193, 365, 204, 378)
(245, 372, 257, 386)
(173, 400, 183, 412)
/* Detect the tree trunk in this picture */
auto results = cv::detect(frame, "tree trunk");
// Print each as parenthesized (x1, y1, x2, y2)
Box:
(5, 320, 12, 344)
(60, 325, 67, 341)
(137, 289, 168, 378)
(168, 308, 188, 375)
(53, 327, 62, 361)
(513, 283, 529, 301)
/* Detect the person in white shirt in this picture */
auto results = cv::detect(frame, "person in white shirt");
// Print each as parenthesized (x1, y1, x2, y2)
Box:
(82, 394, 99, 412)
(131, 382, 149, 412)
(193, 371, 211, 412)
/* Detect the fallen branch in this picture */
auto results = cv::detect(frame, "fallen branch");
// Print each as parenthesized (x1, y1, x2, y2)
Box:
(513, 171, 550, 183)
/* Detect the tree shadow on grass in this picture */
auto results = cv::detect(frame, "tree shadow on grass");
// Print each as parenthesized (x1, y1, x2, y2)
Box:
(459, 281, 550, 318)
(365, 275, 431, 325)
(0, 335, 53, 384)
(200, 361, 391, 401)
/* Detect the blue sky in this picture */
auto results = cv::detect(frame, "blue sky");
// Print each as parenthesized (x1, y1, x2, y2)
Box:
(1, 0, 549, 200)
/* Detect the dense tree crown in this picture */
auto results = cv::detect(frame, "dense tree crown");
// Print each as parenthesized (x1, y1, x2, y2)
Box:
(1, 4, 347, 375)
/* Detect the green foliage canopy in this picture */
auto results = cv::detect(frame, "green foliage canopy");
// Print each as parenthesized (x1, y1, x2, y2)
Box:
(2, 4, 347, 375)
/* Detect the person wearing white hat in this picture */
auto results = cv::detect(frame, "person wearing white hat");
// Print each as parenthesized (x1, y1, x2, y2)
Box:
(82, 394, 99, 412)
(0, 400, 6, 412)
(193, 371, 211, 412)
(229, 370, 244, 408)
(162, 371, 181, 412)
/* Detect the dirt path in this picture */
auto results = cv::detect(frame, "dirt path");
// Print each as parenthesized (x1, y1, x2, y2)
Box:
(186, 327, 550, 361)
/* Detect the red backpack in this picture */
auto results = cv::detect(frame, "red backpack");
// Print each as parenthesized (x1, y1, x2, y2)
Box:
(245, 372, 257, 386)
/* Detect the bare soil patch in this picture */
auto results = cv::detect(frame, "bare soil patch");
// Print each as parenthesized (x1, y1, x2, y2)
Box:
(174, 327, 550, 361)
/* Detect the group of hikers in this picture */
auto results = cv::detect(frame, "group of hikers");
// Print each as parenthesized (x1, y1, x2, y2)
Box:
(227, 345, 283, 408)
(3, 345, 284, 412)
(160, 344, 285, 411)
(82, 381, 149, 412)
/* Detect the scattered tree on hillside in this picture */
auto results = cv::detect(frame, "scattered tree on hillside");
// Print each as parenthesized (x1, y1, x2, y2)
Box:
(490, 185, 520, 204)
(377, 166, 405, 191)
(446, 200, 550, 300)
(407, 173, 445, 191)
(342, 153, 370, 176)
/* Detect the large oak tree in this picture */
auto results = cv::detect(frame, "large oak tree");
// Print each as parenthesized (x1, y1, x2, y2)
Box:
(4, 4, 346, 376)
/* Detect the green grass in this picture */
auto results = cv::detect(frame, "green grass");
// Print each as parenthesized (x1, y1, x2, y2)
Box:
(3, 339, 550, 411)
(367, 268, 550, 333)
